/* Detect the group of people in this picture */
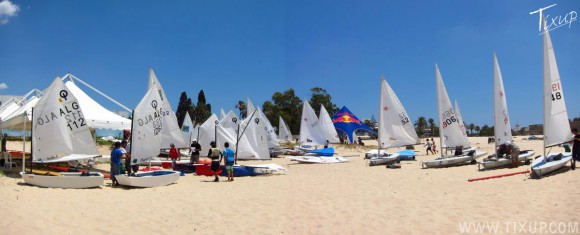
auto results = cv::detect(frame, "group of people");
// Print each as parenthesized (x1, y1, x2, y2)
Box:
(110, 139, 134, 187)
(424, 138, 438, 155)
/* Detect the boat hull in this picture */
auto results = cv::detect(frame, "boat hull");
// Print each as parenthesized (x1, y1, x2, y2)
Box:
(369, 153, 399, 166)
(422, 151, 487, 168)
(116, 170, 180, 187)
(531, 152, 572, 178)
(478, 151, 535, 170)
(289, 156, 348, 164)
(20, 172, 104, 188)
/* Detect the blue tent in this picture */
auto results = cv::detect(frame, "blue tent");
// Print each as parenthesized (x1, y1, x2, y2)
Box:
(332, 106, 376, 144)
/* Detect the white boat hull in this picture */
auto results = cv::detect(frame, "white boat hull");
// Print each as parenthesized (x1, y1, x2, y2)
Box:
(369, 153, 399, 166)
(531, 152, 572, 178)
(20, 172, 104, 188)
(245, 164, 287, 174)
(116, 170, 180, 187)
(289, 156, 348, 164)
(478, 151, 535, 170)
(422, 151, 487, 168)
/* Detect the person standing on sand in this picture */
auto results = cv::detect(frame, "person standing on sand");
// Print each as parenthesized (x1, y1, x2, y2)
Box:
(505, 141, 520, 167)
(208, 141, 223, 182)
(121, 140, 138, 176)
(424, 139, 434, 155)
(223, 142, 235, 182)
(571, 128, 580, 170)
(169, 143, 179, 170)
(431, 138, 438, 154)
(190, 139, 202, 164)
(110, 141, 125, 187)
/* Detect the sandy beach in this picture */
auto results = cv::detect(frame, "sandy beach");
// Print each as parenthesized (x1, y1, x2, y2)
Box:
(1, 136, 578, 234)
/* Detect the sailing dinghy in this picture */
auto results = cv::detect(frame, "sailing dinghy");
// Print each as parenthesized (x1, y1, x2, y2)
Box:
(422, 65, 487, 168)
(290, 100, 347, 164)
(115, 87, 180, 187)
(368, 77, 419, 166)
(20, 78, 104, 188)
(478, 54, 534, 170)
(530, 20, 573, 178)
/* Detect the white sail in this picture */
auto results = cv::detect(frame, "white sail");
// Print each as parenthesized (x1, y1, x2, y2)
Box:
(220, 108, 226, 120)
(493, 54, 513, 146)
(542, 23, 572, 147)
(246, 97, 256, 121)
(319, 105, 340, 144)
(130, 87, 164, 164)
(197, 114, 219, 156)
(298, 99, 326, 145)
(278, 116, 293, 143)
(241, 112, 270, 159)
(378, 77, 419, 148)
(32, 77, 98, 163)
(454, 100, 470, 147)
(148, 68, 188, 149)
(435, 64, 466, 148)
(257, 107, 280, 148)
(181, 112, 194, 145)
(219, 110, 258, 159)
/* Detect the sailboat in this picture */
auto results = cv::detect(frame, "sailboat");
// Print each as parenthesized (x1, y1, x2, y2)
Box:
(530, 20, 573, 178)
(422, 65, 487, 168)
(319, 104, 340, 144)
(478, 54, 535, 170)
(368, 77, 419, 166)
(181, 112, 194, 145)
(20, 78, 104, 188)
(290, 99, 347, 163)
(115, 87, 180, 187)
(278, 116, 293, 143)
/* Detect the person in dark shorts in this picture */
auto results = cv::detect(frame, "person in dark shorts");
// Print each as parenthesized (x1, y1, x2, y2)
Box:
(190, 139, 202, 164)
(207, 141, 222, 182)
(110, 141, 125, 187)
(572, 128, 580, 170)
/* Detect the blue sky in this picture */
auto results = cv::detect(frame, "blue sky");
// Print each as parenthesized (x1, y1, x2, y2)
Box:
(1, 0, 579, 128)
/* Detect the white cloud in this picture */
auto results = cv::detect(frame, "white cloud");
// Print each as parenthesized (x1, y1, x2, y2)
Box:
(0, 83, 7, 89)
(0, 0, 20, 24)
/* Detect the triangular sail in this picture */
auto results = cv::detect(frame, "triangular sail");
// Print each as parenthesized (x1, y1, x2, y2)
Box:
(435, 64, 465, 148)
(454, 100, 470, 147)
(197, 114, 220, 156)
(542, 21, 572, 147)
(181, 112, 194, 145)
(220, 108, 226, 120)
(298, 99, 325, 145)
(278, 116, 293, 143)
(246, 98, 256, 120)
(219, 110, 259, 159)
(148, 68, 188, 149)
(493, 54, 513, 146)
(319, 105, 340, 144)
(378, 77, 419, 149)
(32, 78, 98, 163)
(130, 88, 164, 164)
(257, 108, 280, 149)
(241, 112, 270, 159)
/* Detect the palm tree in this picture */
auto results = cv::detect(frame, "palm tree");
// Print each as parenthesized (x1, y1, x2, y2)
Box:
(235, 101, 247, 119)
(415, 116, 428, 137)
(469, 123, 476, 135)
(428, 118, 435, 136)
(475, 125, 481, 135)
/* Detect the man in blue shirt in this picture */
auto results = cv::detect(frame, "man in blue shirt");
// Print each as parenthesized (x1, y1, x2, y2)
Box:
(223, 142, 236, 182)
(110, 141, 125, 187)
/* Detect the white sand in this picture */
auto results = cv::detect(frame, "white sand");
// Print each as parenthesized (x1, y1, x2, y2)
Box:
(1, 137, 578, 234)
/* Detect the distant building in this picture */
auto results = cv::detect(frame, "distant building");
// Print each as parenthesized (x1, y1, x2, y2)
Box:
(528, 124, 543, 135)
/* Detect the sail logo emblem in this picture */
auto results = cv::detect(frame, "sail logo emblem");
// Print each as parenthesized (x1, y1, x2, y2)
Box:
(58, 90, 68, 103)
(530, 4, 577, 35)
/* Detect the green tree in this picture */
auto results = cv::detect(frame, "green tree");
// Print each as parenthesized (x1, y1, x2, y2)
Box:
(194, 90, 211, 125)
(309, 87, 339, 117)
(468, 123, 476, 135)
(262, 88, 302, 134)
(176, 92, 193, 127)
(428, 118, 436, 136)
(235, 101, 247, 119)
(475, 125, 481, 135)
(414, 116, 428, 137)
